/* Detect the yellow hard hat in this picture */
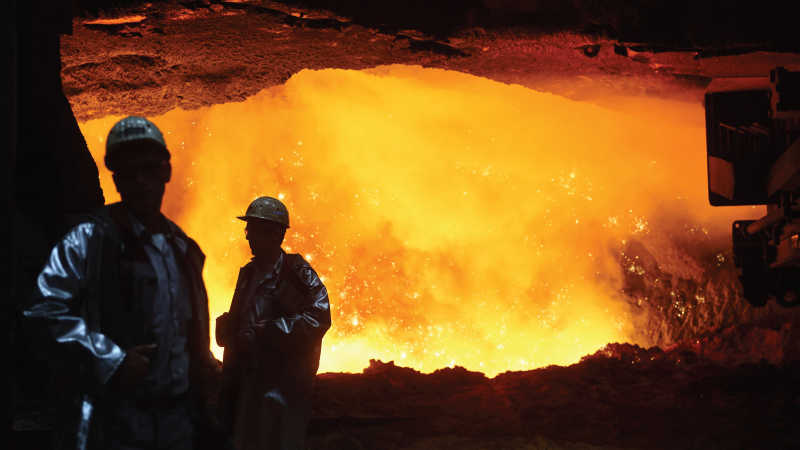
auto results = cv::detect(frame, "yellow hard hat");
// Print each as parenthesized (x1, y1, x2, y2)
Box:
(237, 197, 290, 228)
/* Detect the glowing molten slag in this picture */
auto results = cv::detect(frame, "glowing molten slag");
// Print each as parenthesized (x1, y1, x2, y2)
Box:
(79, 66, 741, 376)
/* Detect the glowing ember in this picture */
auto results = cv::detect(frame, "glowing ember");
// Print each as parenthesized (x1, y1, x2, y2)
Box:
(78, 65, 753, 376)
(84, 15, 146, 25)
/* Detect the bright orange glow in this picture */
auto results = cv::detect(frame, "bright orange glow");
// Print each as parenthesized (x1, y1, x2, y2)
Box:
(84, 15, 146, 25)
(79, 65, 758, 376)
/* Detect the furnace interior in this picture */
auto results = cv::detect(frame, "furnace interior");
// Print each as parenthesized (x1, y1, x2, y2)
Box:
(80, 65, 776, 376)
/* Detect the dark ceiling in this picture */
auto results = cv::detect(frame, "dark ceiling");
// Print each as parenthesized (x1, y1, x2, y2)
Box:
(62, 0, 800, 121)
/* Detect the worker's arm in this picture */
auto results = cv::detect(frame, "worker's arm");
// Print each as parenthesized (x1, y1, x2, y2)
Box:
(261, 266, 331, 351)
(215, 267, 248, 348)
(215, 312, 231, 347)
(22, 222, 127, 395)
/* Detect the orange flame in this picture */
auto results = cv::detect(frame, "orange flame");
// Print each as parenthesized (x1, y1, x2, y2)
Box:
(78, 65, 758, 376)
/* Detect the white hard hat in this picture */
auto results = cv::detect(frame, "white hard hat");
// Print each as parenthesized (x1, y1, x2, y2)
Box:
(105, 116, 170, 171)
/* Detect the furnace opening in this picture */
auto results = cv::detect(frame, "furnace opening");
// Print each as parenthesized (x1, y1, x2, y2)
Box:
(79, 65, 759, 376)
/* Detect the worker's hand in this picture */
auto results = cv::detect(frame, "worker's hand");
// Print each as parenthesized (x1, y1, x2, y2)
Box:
(196, 359, 223, 399)
(112, 344, 157, 388)
(216, 312, 230, 337)
(251, 319, 268, 338)
(216, 312, 230, 346)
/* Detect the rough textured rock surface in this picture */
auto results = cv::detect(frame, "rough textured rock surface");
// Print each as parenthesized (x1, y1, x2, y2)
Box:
(617, 229, 800, 350)
(308, 325, 800, 449)
(61, 1, 800, 122)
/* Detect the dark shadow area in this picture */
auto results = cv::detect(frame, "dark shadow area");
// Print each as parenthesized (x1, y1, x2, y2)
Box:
(277, 0, 800, 52)
(6, 0, 106, 448)
(308, 346, 800, 449)
(68, 0, 800, 51)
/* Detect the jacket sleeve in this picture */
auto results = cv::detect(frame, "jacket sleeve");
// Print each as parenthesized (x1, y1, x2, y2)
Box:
(215, 317, 229, 348)
(22, 222, 126, 395)
(264, 266, 331, 351)
(216, 266, 249, 348)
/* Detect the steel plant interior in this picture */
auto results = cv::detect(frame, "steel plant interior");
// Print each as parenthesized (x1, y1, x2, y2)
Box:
(7, 1, 800, 449)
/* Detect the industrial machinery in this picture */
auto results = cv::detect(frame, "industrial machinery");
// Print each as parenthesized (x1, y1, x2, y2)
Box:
(706, 67, 800, 307)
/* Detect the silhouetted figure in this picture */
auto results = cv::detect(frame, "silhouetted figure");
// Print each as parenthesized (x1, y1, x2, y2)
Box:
(216, 197, 331, 450)
(22, 117, 231, 450)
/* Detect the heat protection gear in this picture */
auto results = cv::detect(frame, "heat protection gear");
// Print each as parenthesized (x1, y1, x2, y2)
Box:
(105, 116, 170, 171)
(215, 252, 330, 450)
(22, 203, 234, 450)
(237, 196, 290, 228)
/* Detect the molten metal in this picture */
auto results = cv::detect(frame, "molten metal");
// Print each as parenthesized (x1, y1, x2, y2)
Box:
(79, 65, 756, 376)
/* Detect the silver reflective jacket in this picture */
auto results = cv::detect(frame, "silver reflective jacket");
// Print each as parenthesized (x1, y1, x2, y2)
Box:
(215, 252, 331, 450)
(22, 203, 228, 450)
(23, 220, 124, 450)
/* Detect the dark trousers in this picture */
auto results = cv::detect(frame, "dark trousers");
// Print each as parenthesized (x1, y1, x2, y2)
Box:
(106, 397, 194, 450)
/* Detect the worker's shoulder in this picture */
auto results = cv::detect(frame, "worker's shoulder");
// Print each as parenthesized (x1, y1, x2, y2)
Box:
(66, 203, 119, 242)
(165, 218, 203, 251)
(62, 206, 114, 242)
(43, 218, 109, 265)
(286, 252, 314, 271)
(284, 253, 325, 289)
(60, 220, 106, 246)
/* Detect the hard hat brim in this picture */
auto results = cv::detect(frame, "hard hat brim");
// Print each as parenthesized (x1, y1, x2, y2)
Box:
(236, 215, 290, 228)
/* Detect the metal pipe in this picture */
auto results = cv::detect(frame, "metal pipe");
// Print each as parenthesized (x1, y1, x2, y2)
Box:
(746, 208, 785, 236)
(746, 203, 800, 236)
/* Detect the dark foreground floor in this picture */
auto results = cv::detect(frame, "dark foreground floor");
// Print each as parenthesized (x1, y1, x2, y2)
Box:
(307, 324, 800, 450)
(14, 324, 799, 449)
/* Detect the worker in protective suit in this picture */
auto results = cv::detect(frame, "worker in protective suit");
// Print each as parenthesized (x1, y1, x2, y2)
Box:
(215, 197, 331, 450)
(22, 117, 232, 450)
